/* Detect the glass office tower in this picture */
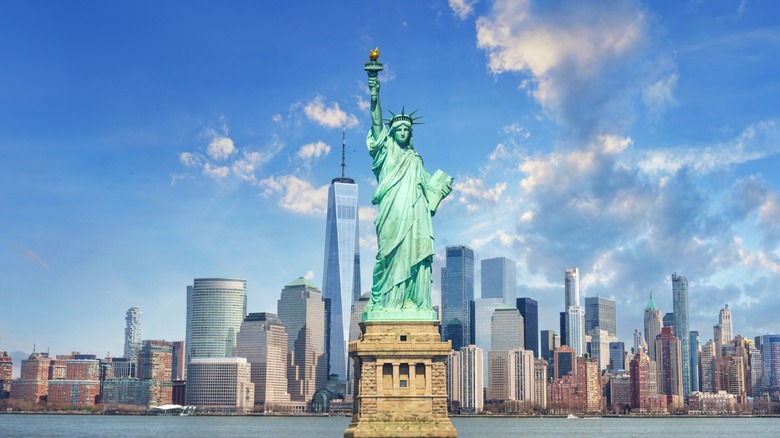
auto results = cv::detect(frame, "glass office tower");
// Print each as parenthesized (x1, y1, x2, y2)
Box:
(671, 273, 691, 398)
(442, 245, 475, 350)
(321, 175, 360, 381)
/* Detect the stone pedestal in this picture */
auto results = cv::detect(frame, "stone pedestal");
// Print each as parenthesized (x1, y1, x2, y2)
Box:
(344, 321, 457, 438)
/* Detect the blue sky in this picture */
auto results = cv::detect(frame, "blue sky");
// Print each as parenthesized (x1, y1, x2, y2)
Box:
(2, 0, 779, 370)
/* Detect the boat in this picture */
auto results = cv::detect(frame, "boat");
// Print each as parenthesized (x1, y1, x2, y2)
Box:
(566, 413, 579, 419)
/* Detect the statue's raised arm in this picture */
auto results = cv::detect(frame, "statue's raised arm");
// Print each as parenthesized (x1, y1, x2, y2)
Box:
(366, 48, 383, 142)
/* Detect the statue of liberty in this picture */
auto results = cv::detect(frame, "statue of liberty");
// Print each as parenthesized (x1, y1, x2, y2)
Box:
(362, 49, 453, 321)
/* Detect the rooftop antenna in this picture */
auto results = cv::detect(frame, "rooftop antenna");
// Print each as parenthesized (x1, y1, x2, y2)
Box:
(341, 126, 347, 178)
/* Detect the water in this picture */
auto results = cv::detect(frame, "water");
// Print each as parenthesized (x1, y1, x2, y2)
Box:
(1, 414, 778, 437)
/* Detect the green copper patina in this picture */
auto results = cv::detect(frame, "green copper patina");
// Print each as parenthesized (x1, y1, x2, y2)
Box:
(362, 49, 453, 322)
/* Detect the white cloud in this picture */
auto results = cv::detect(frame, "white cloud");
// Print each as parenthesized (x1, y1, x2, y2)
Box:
(202, 162, 229, 179)
(296, 141, 331, 162)
(634, 119, 780, 176)
(359, 205, 378, 224)
(20, 246, 49, 269)
(449, 0, 478, 20)
(207, 136, 236, 161)
(475, 0, 653, 135)
(257, 175, 329, 215)
(304, 95, 359, 129)
(643, 72, 678, 116)
(455, 177, 507, 211)
(272, 114, 282, 123)
(179, 152, 200, 167)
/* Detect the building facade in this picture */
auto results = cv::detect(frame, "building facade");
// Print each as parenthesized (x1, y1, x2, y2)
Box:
(442, 245, 475, 350)
(671, 273, 691, 398)
(185, 357, 254, 412)
(516, 297, 539, 358)
(321, 173, 360, 382)
(643, 292, 662, 361)
(235, 312, 291, 410)
(481, 256, 515, 303)
(124, 307, 142, 373)
(656, 326, 683, 404)
(277, 277, 327, 403)
(185, 278, 247, 373)
(719, 304, 733, 344)
(584, 296, 616, 337)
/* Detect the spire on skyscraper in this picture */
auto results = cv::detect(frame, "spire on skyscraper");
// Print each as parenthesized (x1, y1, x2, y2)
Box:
(341, 127, 346, 178)
(645, 291, 657, 311)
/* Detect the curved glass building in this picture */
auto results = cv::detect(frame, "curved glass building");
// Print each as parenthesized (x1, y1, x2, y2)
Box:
(185, 278, 247, 377)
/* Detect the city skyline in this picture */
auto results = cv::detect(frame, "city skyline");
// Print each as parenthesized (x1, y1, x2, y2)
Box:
(3, 1, 780, 360)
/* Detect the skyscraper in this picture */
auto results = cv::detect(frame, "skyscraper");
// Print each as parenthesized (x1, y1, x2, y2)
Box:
(458, 345, 484, 413)
(567, 305, 586, 356)
(540, 330, 560, 365)
(757, 334, 780, 395)
(473, 297, 504, 385)
(277, 277, 327, 402)
(564, 268, 579, 310)
(516, 298, 539, 358)
(481, 257, 516, 304)
(585, 296, 616, 337)
(137, 340, 173, 407)
(655, 326, 683, 405)
(124, 307, 142, 370)
(185, 278, 247, 376)
(563, 268, 584, 353)
(442, 245, 475, 350)
(643, 292, 662, 361)
(690, 331, 700, 393)
(719, 304, 733, 344)
(321, 134, 360, 382)
(671, 273, 691, 398)
(235, 312, 290, 410)
(491, 305, 524, 352)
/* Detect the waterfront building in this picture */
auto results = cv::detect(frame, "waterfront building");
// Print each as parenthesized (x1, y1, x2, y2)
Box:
(481, 257, 515, 304)
(516, 297, 539, 358)
(671, 273, 691, 398)
(10, 352, 50, 403)
(608, 372, 631, 413)
(548, 374, 575, 414)
(580, 357, 602, 413)
(588, 328, 617, 371)
(690, 331, 700, 393)
(48, 380, 100, 408)
(0, 352, 10, 397)
(609, 342, 625, 371)
(630, 351, 650, 411)
(749, 344, 765, 395)
(171, 341, 186, 381)
(473, 297, 504, 385)
(48, 359, 66, 380)
(585, 296, 616, 337)
(442, 245, 475, 350)
(655, 326, 683, 404)
(101, 378, 144, 405)
(137, 340, 173, 407)
(487, 349, 513, 401)
(235, 312, 290, 410)
(106, 357, 134, 379)
(512, 349, 535, 404)
(715, 355, 746, 403)
(321, 151, 361, 382)
(567, 305, 586, 356)
(185, 357, 254, 412)
(486, 306, 524, 399)
(700, 340, 716, 392)
(532, 358, 548, 409)
(757, 334, 780, 394)
(277, 277, 326, 403)
(643, 292, 662, 360)
(445, 350, 461, 412)
(688, 390, 737, 414)
(719, 304, 733, 343)
(458, 345, 483, 413)
(124, 307, 142, 372)
(185, 278, 247, 374)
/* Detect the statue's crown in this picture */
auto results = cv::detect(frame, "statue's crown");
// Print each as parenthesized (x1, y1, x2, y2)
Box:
(386, 107, 424, 128)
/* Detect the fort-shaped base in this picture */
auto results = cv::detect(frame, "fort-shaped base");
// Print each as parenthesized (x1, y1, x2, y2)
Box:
(344, 321, 457, 438)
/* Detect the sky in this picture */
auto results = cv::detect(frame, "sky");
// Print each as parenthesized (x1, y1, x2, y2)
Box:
(2, 1, 779, 374)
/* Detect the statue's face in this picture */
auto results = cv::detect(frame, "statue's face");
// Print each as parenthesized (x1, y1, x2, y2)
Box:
(393, 125, 411, 147)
